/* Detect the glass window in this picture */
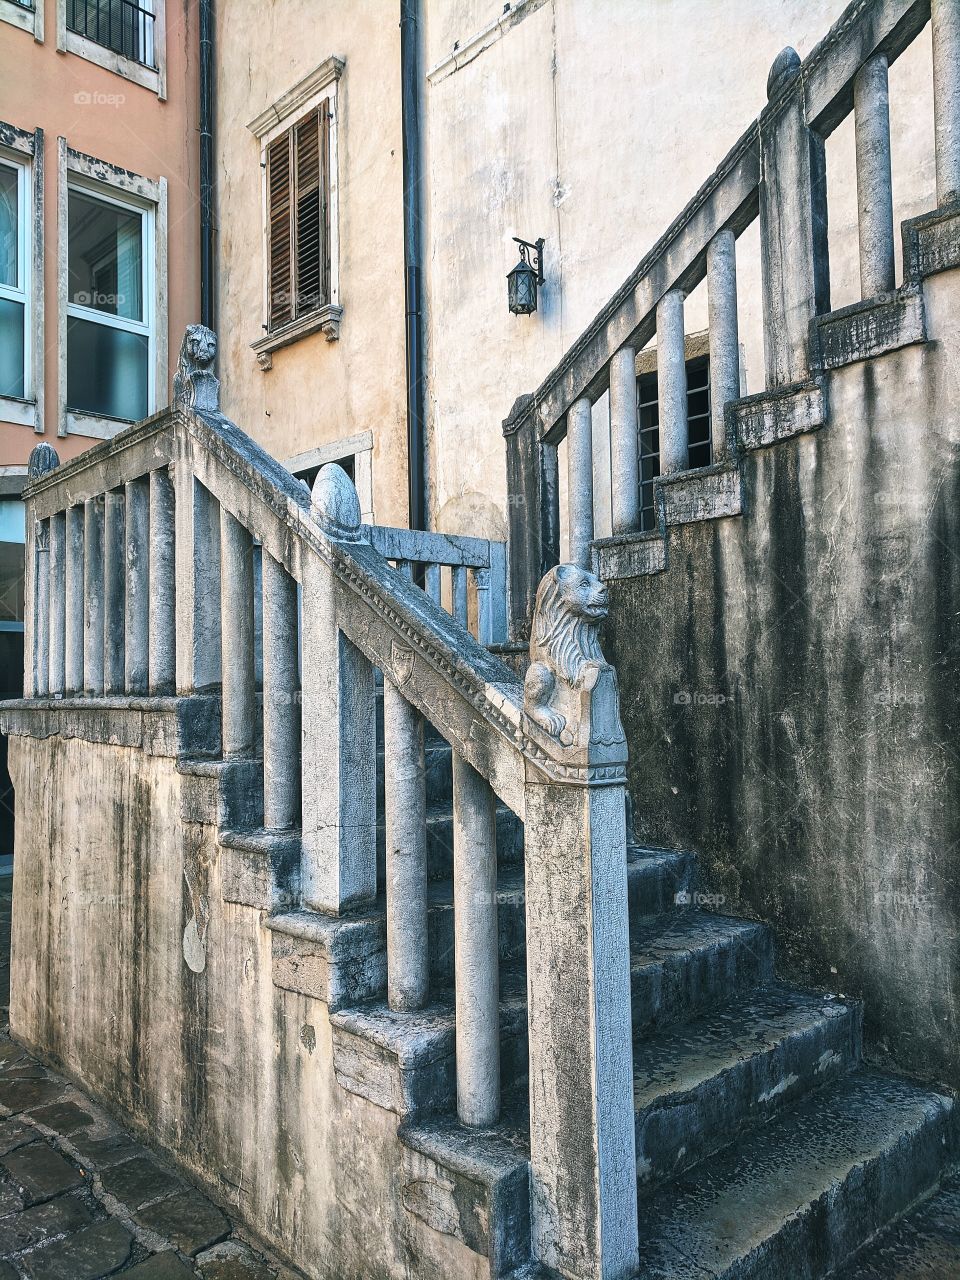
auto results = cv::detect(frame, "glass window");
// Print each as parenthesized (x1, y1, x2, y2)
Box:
(66, 185, 152, 423)
(0, 165, 17, 289)
(0, 160, 26, 401)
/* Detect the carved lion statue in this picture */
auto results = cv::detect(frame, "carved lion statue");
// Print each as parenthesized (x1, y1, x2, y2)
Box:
(523, 563, 610, 743)
(173, 324, 219, 412)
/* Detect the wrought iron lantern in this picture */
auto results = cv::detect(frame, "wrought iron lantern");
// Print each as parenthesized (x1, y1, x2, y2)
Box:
(507, 236, 544, 315)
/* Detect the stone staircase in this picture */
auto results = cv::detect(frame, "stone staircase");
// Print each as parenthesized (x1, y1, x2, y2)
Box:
(275, 706, 957, 1279)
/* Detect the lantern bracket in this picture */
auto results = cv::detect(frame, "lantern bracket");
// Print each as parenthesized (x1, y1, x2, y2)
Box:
(513, 236, 545, 285)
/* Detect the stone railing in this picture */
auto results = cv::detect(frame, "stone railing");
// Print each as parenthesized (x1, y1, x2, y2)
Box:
(18, 328, 638, 1280)
(503, 0, 956, 639)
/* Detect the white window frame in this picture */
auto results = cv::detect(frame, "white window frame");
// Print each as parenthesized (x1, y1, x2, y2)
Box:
(57, 0, 166, 99)
(0, 0, 43, 42)
(247, 56, 343, 367)
(0, 124, 43, 431)
(58, 139, 167, 439)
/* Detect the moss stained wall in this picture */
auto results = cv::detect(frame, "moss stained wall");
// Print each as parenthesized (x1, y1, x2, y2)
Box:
(607, 270, 960, 1088)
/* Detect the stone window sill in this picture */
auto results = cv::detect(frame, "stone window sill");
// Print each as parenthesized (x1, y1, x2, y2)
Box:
(63, 30, 163, 98)
(65, 408, 136, 441)
(0, 0, 41, 40)
(0, 396, 38, 429)
(251, 305, 343, 370)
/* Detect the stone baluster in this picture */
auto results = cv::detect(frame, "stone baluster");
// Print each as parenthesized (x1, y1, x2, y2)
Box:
(933, 0, 960, 206)
(452, 753, 500, 1127)
(261, 550, 301, 830)
(424, 563, 442, 605)
(82, 498, 104, 696)
(477, 541, 507, 647)
(48, 511, 66, 697)
(33, 520, 50, 698)
(219, 509, 256, 757)
(25, 444, 59, 699)
(610, 345, 640, 534)
(707, 229, 740, 462)
(383, 680, 429, 1010)
(64, 505, 84, 695)
(854, 54, 896, 298)
(452, 565, 468, 627)
(103, 491, 126, 695)
(657, 289, 689, 475)
(566, 396, 594, 568)
(760, 48, 830, 388)
(301, 463, 377, 913)
(149, 468, 176, 695)
(503, 396, 561, 644)
(124, 478, 150, 695)
(173, 467, 221, 695)
(522, 563, 637, 1279)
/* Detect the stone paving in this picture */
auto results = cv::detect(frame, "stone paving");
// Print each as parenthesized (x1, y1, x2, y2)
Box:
(0, 887, 303, 1280)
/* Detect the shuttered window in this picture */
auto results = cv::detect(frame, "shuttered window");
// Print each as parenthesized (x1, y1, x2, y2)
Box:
(266, 101, 331, 331)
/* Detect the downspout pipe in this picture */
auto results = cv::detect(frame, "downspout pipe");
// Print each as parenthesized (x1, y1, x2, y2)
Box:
(400, 0, 426, 531)
(199, 0, 216, 330)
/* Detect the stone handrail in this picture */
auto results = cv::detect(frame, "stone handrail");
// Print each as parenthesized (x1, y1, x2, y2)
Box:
(20, 329, 639, 1280)
(503, 0, 947, 638)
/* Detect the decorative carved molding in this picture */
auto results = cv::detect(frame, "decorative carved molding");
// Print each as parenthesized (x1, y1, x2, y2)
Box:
(523, 565, 626, 758)
(173, 325, 220, 414)
(27, 443, 60, 480)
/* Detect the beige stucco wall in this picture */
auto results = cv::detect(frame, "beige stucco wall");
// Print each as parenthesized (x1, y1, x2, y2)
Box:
(214, 0, 409, 527)
(0, 0, 199, 467)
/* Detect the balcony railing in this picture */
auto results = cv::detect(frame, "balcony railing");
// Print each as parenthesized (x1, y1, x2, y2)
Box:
(67, 0, 157, 70)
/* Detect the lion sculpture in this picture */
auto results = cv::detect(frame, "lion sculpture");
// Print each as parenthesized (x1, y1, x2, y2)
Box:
(523, 563, 625, 751)
(173, 324, 220, 413)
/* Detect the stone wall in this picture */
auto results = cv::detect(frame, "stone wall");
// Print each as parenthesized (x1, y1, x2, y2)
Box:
(6, 731, 486, 1280)
(606, 268, 960, 1088)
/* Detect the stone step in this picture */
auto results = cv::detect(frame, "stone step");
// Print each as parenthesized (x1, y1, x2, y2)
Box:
(634, 1068, 958, 1280)
(634, 984, 862, 1192)
(627, 845, 696, 921)
(329, 986, 529, 1119)
(630, 911, 774, 1033)
(830, 1166, 960, 1278)
(399, 1116, 531, 1278)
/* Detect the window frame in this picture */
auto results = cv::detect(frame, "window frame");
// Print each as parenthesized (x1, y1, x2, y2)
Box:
(58, 139, 167, 439)
(248, 57, 343, 366)
(287, 429, 373, 523)
(57, 0, 166, 99)
(0, 124, 43, 431)
(0, 0, 43, 42)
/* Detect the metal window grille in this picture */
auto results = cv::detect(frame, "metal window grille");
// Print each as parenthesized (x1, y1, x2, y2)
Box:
(67, 0, 157, 70)
(637, 356, 712, 531)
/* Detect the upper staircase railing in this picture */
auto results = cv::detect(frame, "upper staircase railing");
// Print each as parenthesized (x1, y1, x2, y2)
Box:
(20, 328, 638, 1280)
(503, 0, 957, 640)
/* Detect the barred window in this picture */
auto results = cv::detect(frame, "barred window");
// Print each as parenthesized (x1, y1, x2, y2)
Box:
(638, 356, 712, 531)
(266, 103, 332, 332)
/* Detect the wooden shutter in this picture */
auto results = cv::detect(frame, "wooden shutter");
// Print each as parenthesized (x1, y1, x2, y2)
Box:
(294, 110, 323, 318)
(266, 104, 331, 332)
(267, 134, 293, 329)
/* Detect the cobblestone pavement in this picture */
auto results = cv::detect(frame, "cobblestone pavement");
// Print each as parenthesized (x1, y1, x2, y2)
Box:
(0, 887, 304, 1280)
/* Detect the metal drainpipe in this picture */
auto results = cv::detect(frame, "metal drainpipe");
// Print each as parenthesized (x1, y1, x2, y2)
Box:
(199, 0, 216, 330)
(401, 0, 426, 531)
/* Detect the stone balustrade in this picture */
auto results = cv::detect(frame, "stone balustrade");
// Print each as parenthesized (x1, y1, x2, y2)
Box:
(19, 326, 639, 1280)
(503, 0, 959, 640)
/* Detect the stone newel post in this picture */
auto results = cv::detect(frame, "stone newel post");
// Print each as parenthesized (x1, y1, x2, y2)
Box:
(521, 565, 638, 1280)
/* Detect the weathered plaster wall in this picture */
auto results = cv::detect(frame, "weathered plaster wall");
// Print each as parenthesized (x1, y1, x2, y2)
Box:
(0, 0, 199, 461)
(605, 268, 960, 1089)
(7, 733, 485, 1280)
(422, 0, 936, 541)
(214, 0, 409, 527)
